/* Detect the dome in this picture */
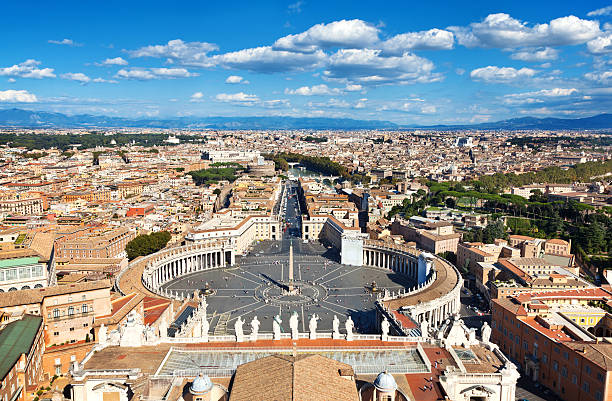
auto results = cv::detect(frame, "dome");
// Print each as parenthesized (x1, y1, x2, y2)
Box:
(190, 374, 213, 395)
(373, 371, 397, 392)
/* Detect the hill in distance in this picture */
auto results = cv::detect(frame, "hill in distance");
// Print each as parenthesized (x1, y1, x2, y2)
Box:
(0, 108, 611, 130)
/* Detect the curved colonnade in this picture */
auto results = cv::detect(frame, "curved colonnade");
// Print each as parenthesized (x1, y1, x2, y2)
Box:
(362, 240, 462, 330)
(118, 237, 461, 334)
(138, 240, 234, 297)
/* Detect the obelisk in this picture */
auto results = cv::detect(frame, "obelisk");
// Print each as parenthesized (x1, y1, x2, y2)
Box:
(288, 241, 294, 292)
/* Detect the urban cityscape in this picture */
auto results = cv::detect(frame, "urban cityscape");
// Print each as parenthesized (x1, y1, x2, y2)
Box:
(1, 1, 612, 401)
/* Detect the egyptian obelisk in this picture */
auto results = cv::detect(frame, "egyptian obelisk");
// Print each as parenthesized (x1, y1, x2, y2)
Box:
(288, 241, 294, 292)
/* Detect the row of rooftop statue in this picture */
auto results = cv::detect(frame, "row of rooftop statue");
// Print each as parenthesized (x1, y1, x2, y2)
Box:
(97, 296, 493, 348)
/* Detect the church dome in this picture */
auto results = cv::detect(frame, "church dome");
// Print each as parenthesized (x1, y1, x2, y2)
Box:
(373, 371, 397, 392)
(190, 374, 213, 395)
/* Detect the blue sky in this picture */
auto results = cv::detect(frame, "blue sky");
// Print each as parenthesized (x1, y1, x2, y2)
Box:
(1, 0, 611, 124)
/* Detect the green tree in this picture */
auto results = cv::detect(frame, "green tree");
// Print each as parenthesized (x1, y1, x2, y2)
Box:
(126, 231, 172, 260)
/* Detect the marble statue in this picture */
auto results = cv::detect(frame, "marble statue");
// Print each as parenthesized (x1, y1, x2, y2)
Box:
(420, 319, 429, 338)
(481, 321, 492, 344)
(235, 317, 245, 342)
(345, 316, 354, 341)
(273, 314, 282, 340)
(201, 318, 209, 342)
(381, 317, 390, 341)
(309, 314, 319, 340)
(200, 297, 208, 320)
(98, 324, 107, 345)
(250, 316, 260, 341)
(332, 315, 340, 339)
(289, 311, 299, 339)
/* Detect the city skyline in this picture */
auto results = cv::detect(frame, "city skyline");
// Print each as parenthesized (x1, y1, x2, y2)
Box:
(1, 0, 611, 124)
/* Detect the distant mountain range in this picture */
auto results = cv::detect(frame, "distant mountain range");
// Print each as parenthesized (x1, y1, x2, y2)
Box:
(0, 108, 611, 130)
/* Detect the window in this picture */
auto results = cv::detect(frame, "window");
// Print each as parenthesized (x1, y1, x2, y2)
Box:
(69, 327, 74, 332)
(53, 309, 59, 318)
(68, 306, 74, 316)
(82, 304, 88, 314)
(596, 391, 603, 401)
(572, 375, 577, 384)
(583, 382, 590, 393)
(563, 351, 569, 360)
(53, 332, 59, 336)
(586, 365, 592, 375)
(542, 354, 548, 364)
(597, 372, 604, 383)
(561, 367, 567, 377)
(553, 361, 558, 371)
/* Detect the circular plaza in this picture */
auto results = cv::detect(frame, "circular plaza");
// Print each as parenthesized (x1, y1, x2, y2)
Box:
(159, 238, 415, 335)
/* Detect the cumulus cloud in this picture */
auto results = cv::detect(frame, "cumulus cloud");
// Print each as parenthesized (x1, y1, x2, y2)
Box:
(587, 33, 612, 54)
(0, 59, 56, 79)
(225, 75, 248, 84)
(470, 66, 537, 83)
(285, 84, 341, 95)
(128, 39, 218, 67)
(212, 46, 326, 73)
(323, 49, 440, 85)
(101, 57, 128, 66)
(115, 68, 198, 80)
(504, 88, 578, 104)
(449, 13, 601, 48)
(345, 84, 363, 91)
(190, 92, 204, 102)
(0, 89, 37, 102)
(584, 70, 612, 84)
(215, 92, 259, 103)
(48, 38, 81, 46)
(381, 29, 454, 54)
(273, 19, 380, 53)
(510, 47, 559, 61)
(587, 6, 612, 17)
(61, 72, 91, 83)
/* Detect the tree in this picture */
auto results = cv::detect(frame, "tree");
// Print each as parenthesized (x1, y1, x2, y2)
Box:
(445, 197, 456, 209)
(126, 231, 172, 260)
(482, 220, 506, 244)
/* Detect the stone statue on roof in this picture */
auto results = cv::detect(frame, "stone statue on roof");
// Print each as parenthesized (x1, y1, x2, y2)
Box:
(290, 311, 299, 339)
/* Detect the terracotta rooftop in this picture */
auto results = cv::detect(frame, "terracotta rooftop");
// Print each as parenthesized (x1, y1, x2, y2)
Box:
(229, 354, 359, 401)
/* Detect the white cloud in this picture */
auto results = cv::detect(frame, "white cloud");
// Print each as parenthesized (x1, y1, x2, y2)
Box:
(101, 57, 128, 66)
(345, 84, 362, 91)
(61, 72, 91, 83)
(587, 33, 612, 54)
(92, 78, 118, 83)
(584, 70, 612, 84)
(587, 6, 612, 17)
(115, 68, 197, 80)
(215, 92, 259, 103)
(0, 89, 37, 103)
(450, 13, 601, 48)
(48, 38, 81, 46)
(510, 47, 559, 61)
(212, 46, 325, 73)
(225, 75, 247, 84)
(285, 84, 341, 95)
(381, 29, 454, 54)
(0, 59, 56, 79)
(324, 48, 440, 85)
(470, 66, 537, 83)
(128, 39, 218, 67)
(7, 78, 16, 83)
(273, 19, 379, 53)
(190, 92, 204, 102)
(504, 88, 578, 104)
(288, 0, 304, 13)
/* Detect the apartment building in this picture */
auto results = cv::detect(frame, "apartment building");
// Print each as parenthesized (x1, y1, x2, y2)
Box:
(55, 227, 135, 259)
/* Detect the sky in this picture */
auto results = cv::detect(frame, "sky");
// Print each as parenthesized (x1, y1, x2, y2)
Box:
(1, 0, 612, 125)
